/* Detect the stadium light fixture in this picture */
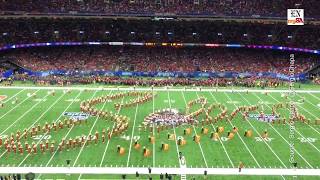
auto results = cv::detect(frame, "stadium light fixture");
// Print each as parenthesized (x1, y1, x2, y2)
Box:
(243, 34, 248, 37)
(79, 31, 84, 34)
(34, 31, 39, 34)
(218, 33, 222, 36)
(105, 31, 110, 34)
(2, 32, 7, 36)
(54, 31, 59, 34)
(155, 32, 160, 35)
(130, 31, 135, 34)
(267, 34, 272, 38)
(168, 32, 173, 35)
(192, 32, 197, 36)
(288, 35, 293, 39)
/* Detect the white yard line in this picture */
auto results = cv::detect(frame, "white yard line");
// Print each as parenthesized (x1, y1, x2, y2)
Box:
(18, 90, 84, 167)
(192, 91, 234, 168)
(0, 91, 67, 159)
(225, 92, 287, 180)
(0, 90, 49, 135)
(0, 89, 40, 122)
(36, 90, 95, 180)
(1, 86, 320, 93)
(48, 90, 99, 166)
(209, 91, 262, 168)
(99, 94, 125, 167)
(71, 90, 103, 167)
(0, 167, 319, 176)
(253, 93, 314, 168)
(293, 93, 320, 135)
(181, 91, 208, 168)
(1, 89, 24, 103)
(236, 92, 288, 168)
(221, 92, 288, 179)
(166, 91, 182, 167)
(308, 92, 320, 101)
(126, 104, 139, 167)
(74, 91, 114, 180)
(152, 90, 155, 168)
(268, 93, 320, 154)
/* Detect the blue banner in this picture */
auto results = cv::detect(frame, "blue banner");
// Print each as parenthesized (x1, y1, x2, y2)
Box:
(2, 68, 306, 81)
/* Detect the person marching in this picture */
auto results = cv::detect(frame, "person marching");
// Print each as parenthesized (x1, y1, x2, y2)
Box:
(239, 161, 244, 172)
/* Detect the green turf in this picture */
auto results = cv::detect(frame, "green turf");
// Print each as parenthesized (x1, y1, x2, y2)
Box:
(0, 84, 319, 180)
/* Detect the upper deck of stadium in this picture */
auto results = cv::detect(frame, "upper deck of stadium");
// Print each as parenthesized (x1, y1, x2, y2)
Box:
(0, 0, 319, 19)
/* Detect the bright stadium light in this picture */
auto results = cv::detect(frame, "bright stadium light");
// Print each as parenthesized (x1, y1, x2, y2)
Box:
(2, 32, 7, 36)
(192, 32, 197, 36)
(79, 31, 84, 34)
(34, 31, 39, 34)
(54, 31, 59, 34)
(168, 32, 173, 35)
(218, 33, 222, 36)
(288, 35, 292, 39)
(130, 31, 135, 34)
(267, 34, 272, 38)
(243, 33, 248, 37)
(105, 31, 110, 34)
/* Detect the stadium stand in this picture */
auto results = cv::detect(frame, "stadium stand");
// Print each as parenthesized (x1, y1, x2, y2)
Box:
(0, 0, 319, 18)
(5, 47, 315, 74)
(0, 18, 320, 48)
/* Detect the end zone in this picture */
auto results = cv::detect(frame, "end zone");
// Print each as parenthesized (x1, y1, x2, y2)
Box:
(0, 95, 7, 101)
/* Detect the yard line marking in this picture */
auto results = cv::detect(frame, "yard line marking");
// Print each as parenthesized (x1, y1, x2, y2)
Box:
(192, 91, 234, 168)
(18, 90, 84, 167)
(209, 91, 261, 168)
(152, 89, 155, 167)
(253, 93, 313, 168)
(293, 93, 320, 135)
(237, 92, 287, 168)
(166, 91, 182, 167)
(0, 89, 46, 135)
(99, 93, 125, 167)
(48, 90, 99, 166)
(126, 104, 139, 167)
(72, 91, 108, 180)
(182, 91, 208, 168)
(0, 90, 66, 159)
(268, 93, 320, 154)
(1, 89, 24, 103)
(308, 92, 320, 101)
(2, 86, 320, 93)
(71, 90, 102, 166)
(0, 89, 40, 122)
(36, 90, 99, 180)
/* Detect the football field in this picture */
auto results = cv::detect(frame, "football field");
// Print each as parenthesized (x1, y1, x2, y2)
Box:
(0, 85, 320, 180)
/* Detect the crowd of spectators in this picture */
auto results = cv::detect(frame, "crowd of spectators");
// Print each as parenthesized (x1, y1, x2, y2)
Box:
(0, 18, 320, 49)
(313, 76, 320, 84)
(12, 74, 288, 88)
(0, 67, 5, 78)
(0, 0, 319, 18)
(5, 47, 316, 75)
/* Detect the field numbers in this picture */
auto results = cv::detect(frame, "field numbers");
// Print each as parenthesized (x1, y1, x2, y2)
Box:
(255, 137, 274, 142)
(32, 135, 51, 140)
(120, 135, 140, 141)
(297, 137, 317, 143)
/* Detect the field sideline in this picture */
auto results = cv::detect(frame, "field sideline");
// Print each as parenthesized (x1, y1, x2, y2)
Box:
(0, 85, 319, 180)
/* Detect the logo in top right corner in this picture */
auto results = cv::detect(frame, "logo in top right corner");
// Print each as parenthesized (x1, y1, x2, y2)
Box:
(287, 9, 304, 25)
